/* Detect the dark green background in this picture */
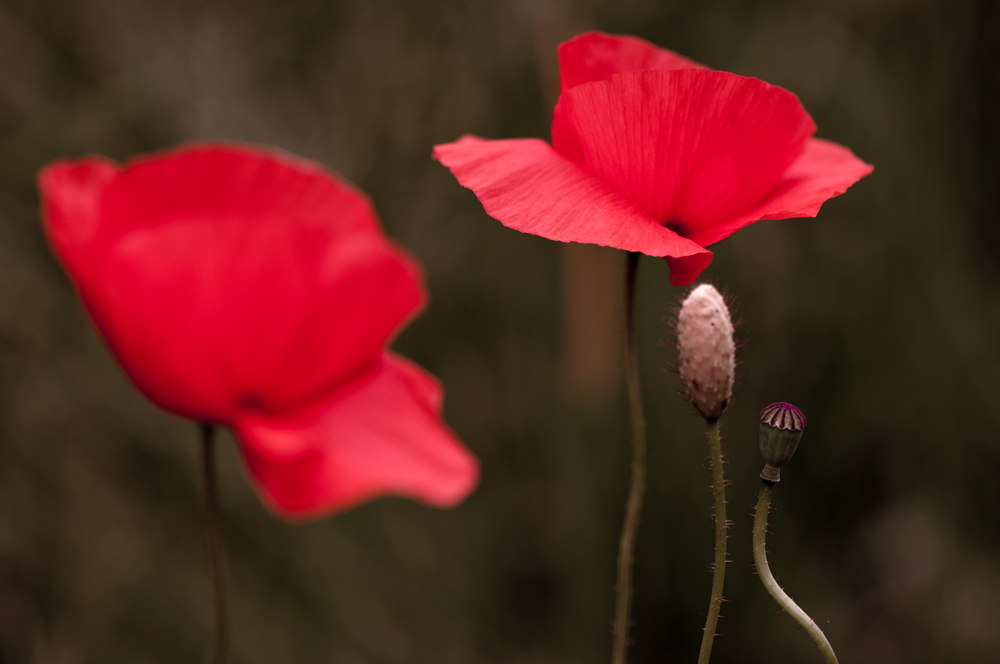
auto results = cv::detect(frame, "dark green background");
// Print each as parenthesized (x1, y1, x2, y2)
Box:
(0, 0, 997, 662)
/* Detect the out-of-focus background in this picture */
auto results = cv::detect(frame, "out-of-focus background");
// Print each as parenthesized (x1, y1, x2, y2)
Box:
(0, 0, 998, 662)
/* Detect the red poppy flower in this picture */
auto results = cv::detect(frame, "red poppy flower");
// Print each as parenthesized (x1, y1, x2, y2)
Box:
(38, 143, 478, 520)
(434, 31, 873, 286)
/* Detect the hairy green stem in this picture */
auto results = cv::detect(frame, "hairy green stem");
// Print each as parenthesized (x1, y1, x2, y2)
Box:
(697, 418, 727, 664)
(201, 423, 229, 664)
(611, 252, 646, 664)
(753, 482, 839, 664)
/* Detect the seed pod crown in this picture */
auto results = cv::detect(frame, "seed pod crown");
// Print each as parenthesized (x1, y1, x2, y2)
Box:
(758, 402, 806, 482)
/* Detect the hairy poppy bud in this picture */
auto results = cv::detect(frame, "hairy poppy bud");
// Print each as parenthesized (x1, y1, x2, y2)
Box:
(677, 284, 735, 420)
(758, 402, 806, 482)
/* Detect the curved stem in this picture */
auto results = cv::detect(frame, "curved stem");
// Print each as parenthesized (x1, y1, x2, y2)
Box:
(753, 483, 839, 664)
(697, 418, 727, 664)
(611, 252, 647, 664)
(201, 423, 229, 664)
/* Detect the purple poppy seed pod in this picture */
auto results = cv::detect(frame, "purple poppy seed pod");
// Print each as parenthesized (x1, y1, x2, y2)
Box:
(677, 284, 735, 420)
(758, 402, 806, 482)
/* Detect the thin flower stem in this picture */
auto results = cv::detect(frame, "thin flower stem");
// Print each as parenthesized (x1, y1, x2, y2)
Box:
(697, 418, 727, 664)
(612, 251, 646, 664)
(753, 482, 839, 664)
(201, 423, 229, 664)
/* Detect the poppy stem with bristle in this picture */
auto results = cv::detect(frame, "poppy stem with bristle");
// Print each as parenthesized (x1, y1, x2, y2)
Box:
(753, 482, 839, 664)
(697, 418, 727, 664)
(201, 423, 230, 664)
(612, 252, 647, 664)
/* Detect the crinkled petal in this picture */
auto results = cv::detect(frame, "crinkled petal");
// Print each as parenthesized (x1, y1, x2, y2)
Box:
(235, 353, 479, 520)
(558, 31, 706, 92)
(686, 138, 874, 247)
(38, 145, 423, 422)
(433, 135, 712, 282)
(551, 69, 816, 240)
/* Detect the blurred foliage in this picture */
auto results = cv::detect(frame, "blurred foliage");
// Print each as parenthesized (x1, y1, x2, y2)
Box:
(0, 0, 998, 662)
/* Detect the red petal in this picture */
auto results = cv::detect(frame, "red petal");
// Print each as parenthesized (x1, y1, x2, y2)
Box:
(551, 69, 816, 242)
(235, 353, 479, 519)
(433, 135, 712, 279)
(686, 138, 874, 247)
(36, 158, 118, 274)
(558, 31, 707, 92)
(663, 254, 715, 287)
(38, 144, 423, 422)
(63, 144, 382, 242)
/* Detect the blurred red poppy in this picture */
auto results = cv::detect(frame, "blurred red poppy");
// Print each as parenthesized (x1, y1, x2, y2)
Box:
(38, 143, 478, 520)
(434, 31, 873, 286)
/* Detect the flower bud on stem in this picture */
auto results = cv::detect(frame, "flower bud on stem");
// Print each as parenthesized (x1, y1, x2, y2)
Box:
(676, 284, 735, 664)
(201, 423, 230, 664)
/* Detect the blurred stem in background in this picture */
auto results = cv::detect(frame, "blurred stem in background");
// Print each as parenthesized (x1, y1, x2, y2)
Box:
(697, 418, 727, 664)
(200, 423, 230, 664)
(612, 251, 646, 664)
(561, 243, 622, 407)
(753, 481, 838, 664)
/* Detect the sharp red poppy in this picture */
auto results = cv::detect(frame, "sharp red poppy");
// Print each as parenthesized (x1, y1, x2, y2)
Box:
(434, 31, 873, 286)
(38, 143, 478, 520)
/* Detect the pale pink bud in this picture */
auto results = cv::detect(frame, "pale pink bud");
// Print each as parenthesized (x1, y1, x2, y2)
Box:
(677, 284, 735, 420)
